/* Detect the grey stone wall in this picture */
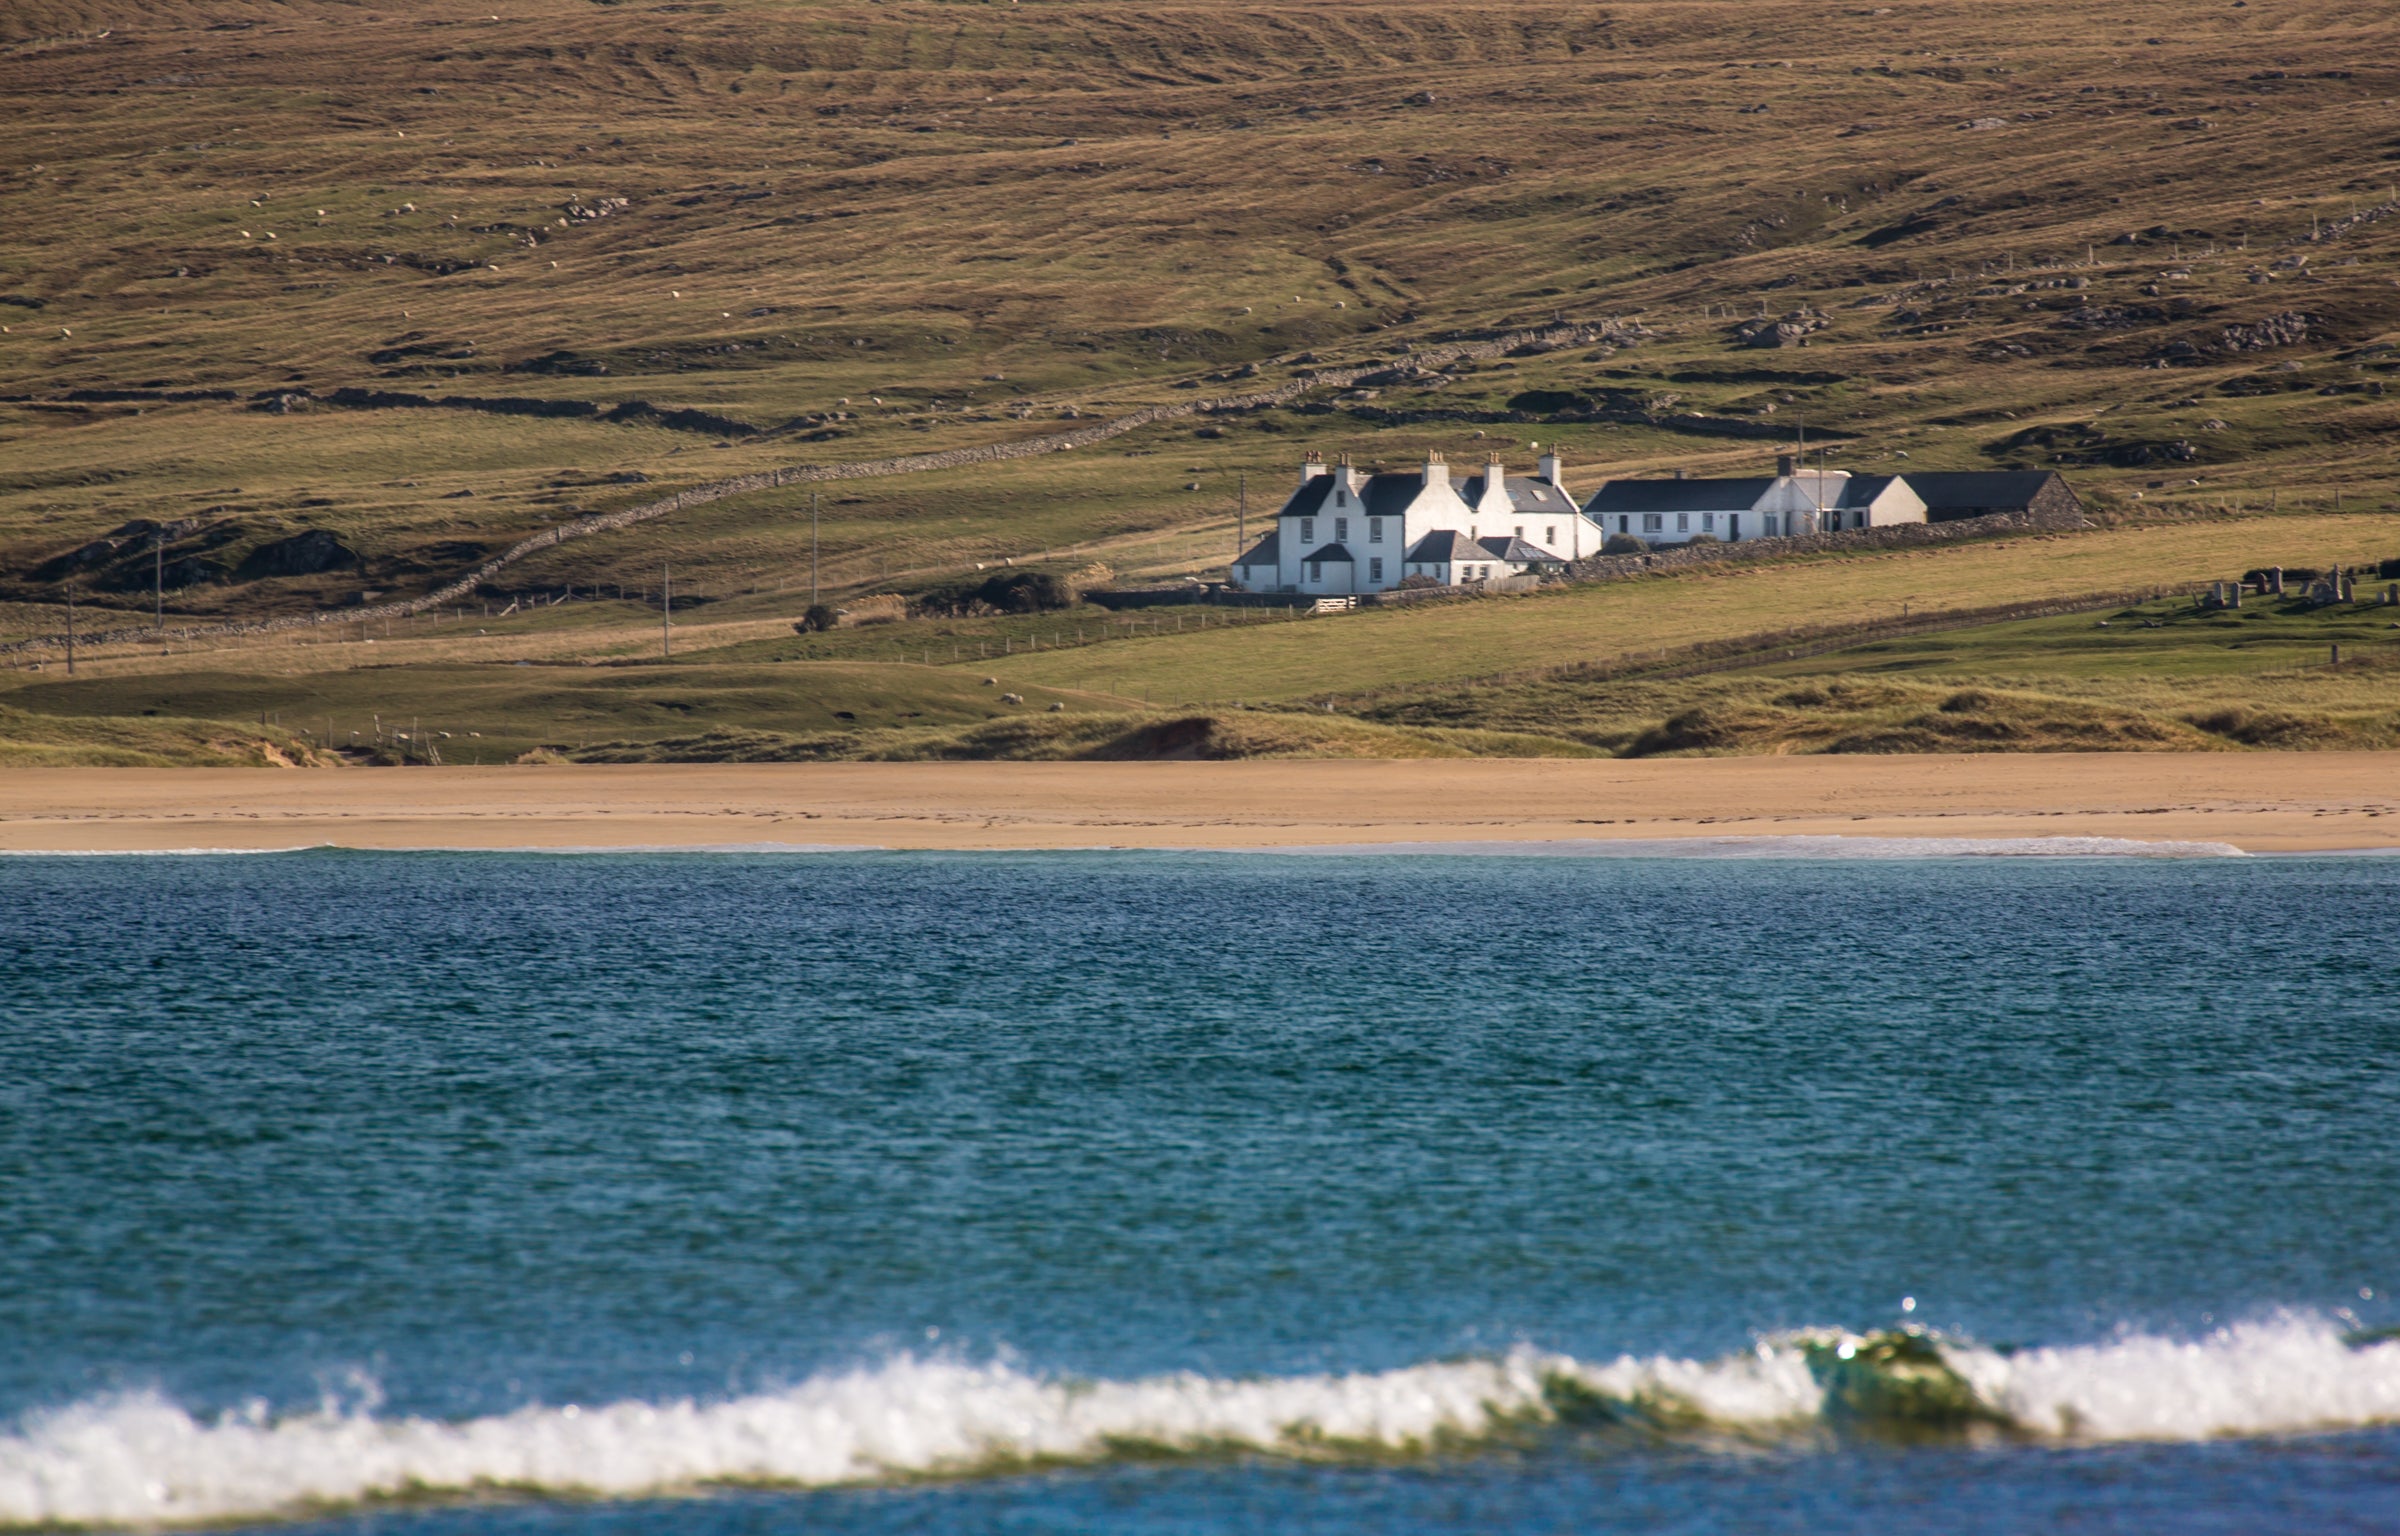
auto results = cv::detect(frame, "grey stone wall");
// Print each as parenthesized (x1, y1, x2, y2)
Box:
(1564, 507, 2089, 585)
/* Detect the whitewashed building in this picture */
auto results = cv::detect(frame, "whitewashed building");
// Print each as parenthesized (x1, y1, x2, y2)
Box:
(1581, 456, 1926, 547)
(1231, 450, 1600, 595)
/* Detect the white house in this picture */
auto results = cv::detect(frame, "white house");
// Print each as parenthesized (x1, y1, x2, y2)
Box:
(1581, 455, 1926, 547)
(1231, 450, 1601, 595)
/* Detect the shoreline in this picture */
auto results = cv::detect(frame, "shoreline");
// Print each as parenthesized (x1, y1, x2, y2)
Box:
(1, 755, 2397, 854)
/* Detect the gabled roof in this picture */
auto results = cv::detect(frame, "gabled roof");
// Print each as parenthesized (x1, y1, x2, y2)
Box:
(1302, 542, 1355, 563)
(1478, 535, 1563, 563)
(1276, 476, 1338, 520)
(1897, 471, 2066, 511)
(1457, 473, 1579, 514)
(1834, 474, 1905, 508)
(1582, 477, 1778, 515)
(1279, 472, 1431, 522)
(1234, 530, 1280, 566)
(1403, 529, 1478, 562)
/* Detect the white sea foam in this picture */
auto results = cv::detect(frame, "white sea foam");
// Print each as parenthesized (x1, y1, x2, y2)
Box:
(1944, 1315, 2400, 1440)
(4, 1320, 2396, 1530)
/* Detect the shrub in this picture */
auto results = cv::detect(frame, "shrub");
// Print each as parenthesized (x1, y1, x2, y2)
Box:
(795, 603, 838, 633)
(1601, 534, 1650, 555)
(1684, 533, 1721, 545)
(917, 568, 1080, 616)
(1395, 572, 1442, 590)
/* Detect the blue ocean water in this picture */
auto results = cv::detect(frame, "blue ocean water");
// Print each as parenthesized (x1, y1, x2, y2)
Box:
(1, 848, 2396, 1533)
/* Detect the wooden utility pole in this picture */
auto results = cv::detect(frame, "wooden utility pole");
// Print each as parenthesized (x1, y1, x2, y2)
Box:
(811, 491, 820, 606)
(1237, 470, 1246, 556)
(65, 588, 75, 676)
(661, 563, 672, 659)
(154, 531, 164, 631)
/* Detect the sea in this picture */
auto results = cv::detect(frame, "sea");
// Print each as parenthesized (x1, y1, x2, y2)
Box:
(2, 845, 2396, 1534)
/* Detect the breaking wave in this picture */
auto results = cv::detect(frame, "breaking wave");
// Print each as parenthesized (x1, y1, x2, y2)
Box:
(5, 1317, 2395, 1529)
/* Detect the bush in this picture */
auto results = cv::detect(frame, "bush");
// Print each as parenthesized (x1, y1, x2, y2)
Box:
(1601, 534, 1650, 555)
(914, 568, 1081, 616)
(795, 603, 838, 633)
(1395, 572, 1443, 590)
(2378, 557, 2400, 580)
(1684, 533, 1721, 545)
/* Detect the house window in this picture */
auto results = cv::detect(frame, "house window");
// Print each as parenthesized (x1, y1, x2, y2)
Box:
(1643, 514, 1663, 533)
(1677, 513, 1689, 532)
(1301, 517, 1314, 543)
(1335, 517, 1349, 542)
(1765, 515, 1780, 536)
(1702, 513, 1715, 530)
(1369, 518, 1383, 543)
(1515, 526, 1524, 540)
(1369, 557, 1384, 582)
(1546, 526, 1557, 546)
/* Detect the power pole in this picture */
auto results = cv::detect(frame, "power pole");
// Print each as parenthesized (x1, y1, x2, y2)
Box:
(65, 588, 75, 676)
(661, 563, 672, 660)
(154, 531, 164, 631)
(1237, 470, 1246, 556)
(810, 491, 820, 606)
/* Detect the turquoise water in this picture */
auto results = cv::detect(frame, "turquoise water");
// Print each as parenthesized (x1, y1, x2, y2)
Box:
(2, 848, 2397, 1532)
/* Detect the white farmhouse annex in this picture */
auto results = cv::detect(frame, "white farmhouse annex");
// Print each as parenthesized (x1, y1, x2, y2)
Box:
(1580, 456, 1927, 547)
(1231, 450, 1602, 595)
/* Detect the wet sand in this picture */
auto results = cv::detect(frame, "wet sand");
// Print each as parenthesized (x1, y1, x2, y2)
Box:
(0, 755, 2396, 853)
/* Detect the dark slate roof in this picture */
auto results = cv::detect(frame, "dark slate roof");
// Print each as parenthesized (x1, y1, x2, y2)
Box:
(1275, 476, 1337, 520)
(1479, 535, 1563, 563)
(1834, 474, 1905, 508)
(1234, 531, 1281, 567)
(1357, 473, 1428, 519)
(1403, 530, 1479, 562)
(1583, 478, 1777, 515)
(1278, 472, 1428, 523)
(1456, 473, 1579, 514)
(1302, 542, 1355, 564)
(1896, 471, 2064, 512)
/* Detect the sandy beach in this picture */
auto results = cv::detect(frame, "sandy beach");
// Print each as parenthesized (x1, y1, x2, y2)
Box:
(0, 754, 2395, 853)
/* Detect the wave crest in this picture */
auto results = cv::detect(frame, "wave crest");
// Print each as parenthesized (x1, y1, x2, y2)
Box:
(5, 1317, 2396, 1529)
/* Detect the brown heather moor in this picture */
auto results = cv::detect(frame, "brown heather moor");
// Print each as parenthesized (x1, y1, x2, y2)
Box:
(2, 0, 2398, 758)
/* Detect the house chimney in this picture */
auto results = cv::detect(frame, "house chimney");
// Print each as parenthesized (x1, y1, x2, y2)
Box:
(1536, 450, 1562, 487)
(1479, 453, 1510, 514)
(1299, 450, 1327, 487)
(1421, 449, 1448, 488)
(1673, 468, 1688, 481)
(1776, 453, 1797, 477)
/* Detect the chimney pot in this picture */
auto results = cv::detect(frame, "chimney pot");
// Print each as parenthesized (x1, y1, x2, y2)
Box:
(1777, 453, 1797, 477)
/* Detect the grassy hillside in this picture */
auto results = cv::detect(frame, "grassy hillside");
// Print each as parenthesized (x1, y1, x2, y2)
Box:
(5, 0, 2399, 761)
(6, 0, 2400, 636)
